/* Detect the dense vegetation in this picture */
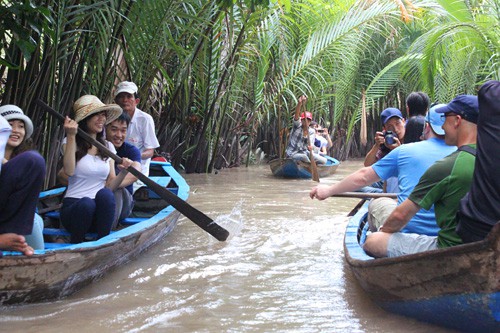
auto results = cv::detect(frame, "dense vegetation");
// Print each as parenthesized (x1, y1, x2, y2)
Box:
(1, 0, 498, 186)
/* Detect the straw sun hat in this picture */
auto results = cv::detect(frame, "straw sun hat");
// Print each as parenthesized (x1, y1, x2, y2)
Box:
(73, 95, 122, 124)
(0, 104, 34, 139)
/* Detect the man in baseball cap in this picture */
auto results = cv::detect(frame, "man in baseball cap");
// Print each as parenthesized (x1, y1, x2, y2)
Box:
(114, 81, 159, 181)
(434, 95, 479, 124)
(364, 107, 406, 167)
(285, 95, 326, 165)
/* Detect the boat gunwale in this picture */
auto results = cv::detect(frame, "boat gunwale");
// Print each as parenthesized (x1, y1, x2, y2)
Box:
(0, 160, 189, 259)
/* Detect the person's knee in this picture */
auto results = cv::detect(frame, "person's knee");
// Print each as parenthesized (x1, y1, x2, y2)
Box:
(95, 188, 115, 205)
(363, 232, 390, 258)
(77, 197, 96, 216)
(20, 151, 46, 176)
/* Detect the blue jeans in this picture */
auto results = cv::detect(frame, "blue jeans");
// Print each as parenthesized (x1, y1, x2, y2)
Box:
(61, 188, 115, 243)
(0, 150, 45, 235)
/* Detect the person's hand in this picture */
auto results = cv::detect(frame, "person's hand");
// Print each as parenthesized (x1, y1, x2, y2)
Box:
(117, 157, 133, 170)
(309, 185, 331, 200)
(384, 136, 401, 150)
(64, 116, 78, 136)
(299, 95, 307, 105)
(374, 131, 385, 145)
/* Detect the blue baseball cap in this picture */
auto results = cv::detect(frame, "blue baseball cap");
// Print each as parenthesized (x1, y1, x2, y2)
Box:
(425, 104, 446, 135)
(380, 108, 403, 125)
(435, 95, 479, 124)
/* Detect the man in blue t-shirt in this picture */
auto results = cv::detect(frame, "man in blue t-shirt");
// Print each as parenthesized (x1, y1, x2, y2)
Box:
(106, 113, 141, 228)
(310, 105, 456, 235)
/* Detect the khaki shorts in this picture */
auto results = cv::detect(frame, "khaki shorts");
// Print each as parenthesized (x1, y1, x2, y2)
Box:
(367, 197, 397, 231)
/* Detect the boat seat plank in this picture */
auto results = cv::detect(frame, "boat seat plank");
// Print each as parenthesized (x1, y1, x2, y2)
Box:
(45, 211, 60, 219)
(147, 176, 171, 198)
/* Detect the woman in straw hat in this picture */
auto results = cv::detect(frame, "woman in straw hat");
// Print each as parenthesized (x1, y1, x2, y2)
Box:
(0, 105, 46, 255)
(60, 95, 133, 244)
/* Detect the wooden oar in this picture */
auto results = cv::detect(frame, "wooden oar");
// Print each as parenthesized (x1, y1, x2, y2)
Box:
(37, 99, 229, 241)
(332, 192, 397, 199)
(302, 108, 319, 182)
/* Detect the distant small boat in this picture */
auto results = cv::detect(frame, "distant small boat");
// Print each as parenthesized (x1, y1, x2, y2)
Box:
(269, 155, 340, 179)
(344, 200, 500, 333)
(0, 160, 187, 305)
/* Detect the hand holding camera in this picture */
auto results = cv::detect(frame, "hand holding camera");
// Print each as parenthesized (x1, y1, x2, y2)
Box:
(383, 130, 401, 148)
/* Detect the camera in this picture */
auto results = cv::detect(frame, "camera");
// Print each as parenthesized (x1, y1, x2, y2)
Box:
(384, 131, 395, 145)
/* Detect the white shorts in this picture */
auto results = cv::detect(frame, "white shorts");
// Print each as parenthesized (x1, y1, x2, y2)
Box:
(387, 232, 438, 257)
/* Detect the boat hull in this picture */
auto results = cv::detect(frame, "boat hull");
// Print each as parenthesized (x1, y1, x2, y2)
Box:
(0, 161, 188, 305)
(269, 155, 340, 179)
(344, 202, 500, 333)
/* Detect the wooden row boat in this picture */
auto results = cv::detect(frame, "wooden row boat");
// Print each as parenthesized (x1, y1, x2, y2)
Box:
(344, 200, 500, 333)
(269, 155, 340, 179)
(0, 160, 188, 305)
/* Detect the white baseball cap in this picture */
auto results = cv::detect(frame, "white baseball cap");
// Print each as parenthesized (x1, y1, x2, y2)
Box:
(114, 81, 138, 97)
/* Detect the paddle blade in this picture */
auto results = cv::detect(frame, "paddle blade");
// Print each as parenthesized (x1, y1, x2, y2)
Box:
(310, 151, 320, 182)
(147, 178, 229, 241)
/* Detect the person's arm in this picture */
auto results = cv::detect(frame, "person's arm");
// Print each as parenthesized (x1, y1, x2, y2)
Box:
(379, 199, 421, 233)
(323, 128, 333, 148)
(364, 131, 385, 166)
(310, 166, 380, 200)
(294, 95, 307, 121)
(119, 161, 141, 188)
(106, 157, 133, 191)
(62, 117, 78, 176)
(141, 148, 154, 160)
(57, 167, 69, 186)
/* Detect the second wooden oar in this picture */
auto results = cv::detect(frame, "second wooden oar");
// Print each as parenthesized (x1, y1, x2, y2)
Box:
(332, 192, 397, 199)
(37, 99, 229, 241)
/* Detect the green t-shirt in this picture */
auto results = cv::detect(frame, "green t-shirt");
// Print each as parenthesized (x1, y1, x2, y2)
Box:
(409, 145, 476, 248)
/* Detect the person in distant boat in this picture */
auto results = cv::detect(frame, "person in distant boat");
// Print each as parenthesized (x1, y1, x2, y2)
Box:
(285, 95, 327, 165)
(311, 122, 333, 155)
(309, 104, 456, 236)
(364, 107, 406, 167)
(456, 81, 500, 243)
(105, 112, 142, 229)
(60, 95, 133, 243)
(113, 81, 159, 180)
(362, 95, 479, 258)
(403, 92, 430, 143)
(0, 106, 46, 255)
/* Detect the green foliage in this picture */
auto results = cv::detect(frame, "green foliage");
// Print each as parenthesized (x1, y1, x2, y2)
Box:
(1, 0, 499, 179)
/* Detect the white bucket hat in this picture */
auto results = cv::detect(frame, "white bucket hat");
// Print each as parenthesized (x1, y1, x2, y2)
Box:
(73, 95, 122, 124)
(0, 104, 34, 139)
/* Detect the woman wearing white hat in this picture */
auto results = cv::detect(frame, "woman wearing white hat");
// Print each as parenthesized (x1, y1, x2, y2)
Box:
(60, 95, 133, 243)
(0, 105, 46, 254)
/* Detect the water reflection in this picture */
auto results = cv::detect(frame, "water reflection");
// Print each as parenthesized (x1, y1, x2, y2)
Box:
(0, 160, 455, 332)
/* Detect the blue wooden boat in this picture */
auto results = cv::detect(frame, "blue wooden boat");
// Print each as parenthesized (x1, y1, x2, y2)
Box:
(344, 200, 500, 333)
(269, 155, 340, 179)
(0, 161, 188, 305)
